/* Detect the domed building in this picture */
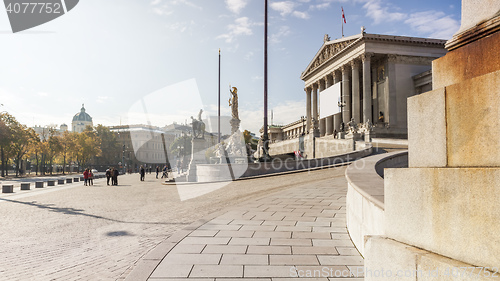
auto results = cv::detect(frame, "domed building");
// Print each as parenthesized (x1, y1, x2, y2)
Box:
(72, 104, 93, 132)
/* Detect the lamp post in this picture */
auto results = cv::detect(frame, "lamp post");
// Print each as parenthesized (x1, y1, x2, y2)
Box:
(261, 0, 271, 161)
(338, 100, 346, 131)
(122, 144, 125, 174)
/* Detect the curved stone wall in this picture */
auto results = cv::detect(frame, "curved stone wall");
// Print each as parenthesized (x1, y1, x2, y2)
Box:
(197, 146, 373, 182)
(345, 151, 407, 256)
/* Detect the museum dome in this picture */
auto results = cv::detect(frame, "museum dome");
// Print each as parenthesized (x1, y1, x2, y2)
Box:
(72, 104, 93, 122)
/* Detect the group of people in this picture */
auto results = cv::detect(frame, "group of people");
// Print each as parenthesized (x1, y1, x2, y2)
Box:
(82, 168, 94, 186)
(105, 167, 119, 185)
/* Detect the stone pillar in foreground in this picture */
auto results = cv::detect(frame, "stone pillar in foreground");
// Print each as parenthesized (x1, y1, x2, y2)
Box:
(364, 1, 500, 279)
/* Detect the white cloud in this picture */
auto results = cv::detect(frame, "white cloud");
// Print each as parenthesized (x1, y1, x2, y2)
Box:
(271, 25, 291, 44)
(405, 11, 460, 39)
(225, 0, 248, 14)
(38, 92, 49, 97)
(362, 0, 406, 24)
(170, 0, 202, 10)
(270, 1, 296, 16)
(151, 0, 161, 5)
(152, 4, 172, 16)
(217, 17, 254, 43)
(97, 96, 109, 104)
(292, 11, 310, 19)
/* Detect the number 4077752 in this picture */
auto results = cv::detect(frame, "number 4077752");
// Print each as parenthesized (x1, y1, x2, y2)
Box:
(6, 3, 62, 14)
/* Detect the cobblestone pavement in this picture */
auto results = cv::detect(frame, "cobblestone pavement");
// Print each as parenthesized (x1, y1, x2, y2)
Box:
(0, 167, 351, 281)
(130, 166, 364, 281)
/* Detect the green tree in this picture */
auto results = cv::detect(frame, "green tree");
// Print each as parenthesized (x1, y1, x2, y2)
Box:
(94, 124, 120, 165)
(11, 124, 35, 177)
(0, 112, 18, 177)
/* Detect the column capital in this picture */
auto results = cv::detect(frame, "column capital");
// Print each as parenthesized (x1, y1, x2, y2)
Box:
(361, 52, 374, 63)
(351, 59, 361, 69)
(305, 87, 312, 93)
(341, 64, 350, 73)
(312, 82, 318, 90)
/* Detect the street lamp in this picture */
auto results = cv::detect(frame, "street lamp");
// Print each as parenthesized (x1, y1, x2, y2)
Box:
(338, 100, 346, 131)
(122, 144, 125, 174)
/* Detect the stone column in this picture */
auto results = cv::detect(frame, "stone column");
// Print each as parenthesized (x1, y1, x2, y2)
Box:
(362, 53, 373, 123)
(341, 65, 351, 125)
(326, 115, 333, 135)
(372, 65, 378, 123)
(305, 87, 311, 133)
(351, 60, 361, 123)
(319, 79, 327, 136)
(312, 83, 319, 132)
(387, 54, 398, 125)
(326, 74, 333, 88)
(319, 118, 326, 137)
(333, 70, 341, 84)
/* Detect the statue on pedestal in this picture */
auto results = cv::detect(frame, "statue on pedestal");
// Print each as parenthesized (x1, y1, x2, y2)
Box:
(191, 109, 205, 139)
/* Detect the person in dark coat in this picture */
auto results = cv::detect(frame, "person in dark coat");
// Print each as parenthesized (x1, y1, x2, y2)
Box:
(140, 165, 145, 181)
(105, 168, 111, 185)
(156, 166, 160, 179)
(112, 168, 119, 185)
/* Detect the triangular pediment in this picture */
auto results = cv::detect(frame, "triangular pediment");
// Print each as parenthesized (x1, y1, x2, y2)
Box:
(301, 34, 362, 80)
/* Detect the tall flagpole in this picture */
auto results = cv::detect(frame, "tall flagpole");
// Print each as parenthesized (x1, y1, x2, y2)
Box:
(341, 6, 344, 37)
(218, 48, 221, 143)
(262, 0, 270, 161)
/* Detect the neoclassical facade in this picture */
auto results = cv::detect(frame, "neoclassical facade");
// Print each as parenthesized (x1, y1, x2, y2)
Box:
(300, 32, 447, 138)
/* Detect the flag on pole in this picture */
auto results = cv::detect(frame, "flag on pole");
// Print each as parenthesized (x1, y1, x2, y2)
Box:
(342, 6, 346, 23)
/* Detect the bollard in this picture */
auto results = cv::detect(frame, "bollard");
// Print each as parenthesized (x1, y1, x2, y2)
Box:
(35, 181, 44, 188)
(2, 185, 13, 193)
(66, 178, 72, 184)
(73, 177, 79, 183)
(20, 183, 30, 190)
(47, 180, 55, 186)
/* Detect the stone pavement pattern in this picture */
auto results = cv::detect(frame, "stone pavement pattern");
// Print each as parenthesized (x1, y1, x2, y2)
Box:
(0, 167, 358, 280)
(145, 167, 364, 280)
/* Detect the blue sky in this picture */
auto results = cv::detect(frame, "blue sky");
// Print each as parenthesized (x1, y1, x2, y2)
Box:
(0, 0, 461, 133)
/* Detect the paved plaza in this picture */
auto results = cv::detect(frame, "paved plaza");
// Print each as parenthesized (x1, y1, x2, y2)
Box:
(132, 166, 364, 281)
(0, 165, 363, 280)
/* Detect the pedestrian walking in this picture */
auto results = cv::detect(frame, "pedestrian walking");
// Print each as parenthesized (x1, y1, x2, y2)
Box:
(83, 169, 89, 186)
(140, 165, 145, 181)
(156, 166, 159, 179)
(105, 168, 111, 185)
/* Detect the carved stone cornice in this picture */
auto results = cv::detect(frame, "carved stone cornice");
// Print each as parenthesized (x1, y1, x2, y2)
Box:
(387, 54, 438, 65)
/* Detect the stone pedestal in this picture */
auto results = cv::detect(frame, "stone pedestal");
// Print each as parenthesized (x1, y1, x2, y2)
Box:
(20, 183, 30, 190)
(345, 133, 361, 151)
(230, 118, 240, 135)
(186, 138, 207, 182)
(2, 185, 13, 193)
(364, 2, 500, 279)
